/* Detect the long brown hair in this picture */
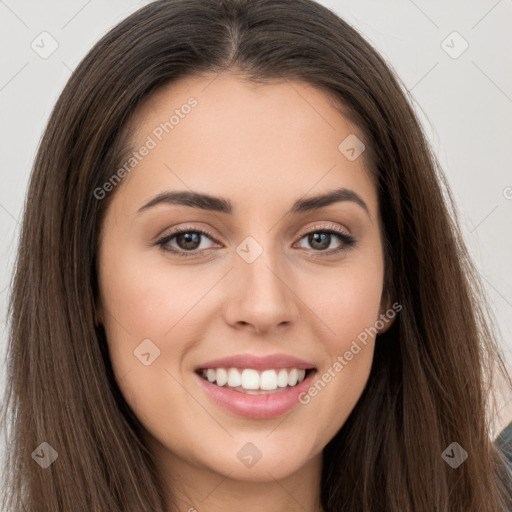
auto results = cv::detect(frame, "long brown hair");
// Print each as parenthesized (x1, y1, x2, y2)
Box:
(2, 0, 511, 510)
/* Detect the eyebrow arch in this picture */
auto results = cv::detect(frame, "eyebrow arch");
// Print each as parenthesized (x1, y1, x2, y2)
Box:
(137, 187, 370, 217)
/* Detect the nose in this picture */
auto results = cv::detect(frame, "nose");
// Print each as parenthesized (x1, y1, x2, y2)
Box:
(224, 249, 300, 335)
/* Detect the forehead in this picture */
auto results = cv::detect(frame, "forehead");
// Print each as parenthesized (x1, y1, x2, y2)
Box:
(111, 72, 378, 219)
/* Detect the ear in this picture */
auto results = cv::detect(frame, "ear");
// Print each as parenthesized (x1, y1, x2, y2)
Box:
(376, 290, 398, 335)
(94, 298, 104, 327)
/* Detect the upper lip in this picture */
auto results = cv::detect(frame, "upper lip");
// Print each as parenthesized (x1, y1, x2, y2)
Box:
(195, 353, 316, 371)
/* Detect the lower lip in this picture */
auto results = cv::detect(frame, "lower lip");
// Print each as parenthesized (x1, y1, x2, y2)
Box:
(195, 370, 317, 419)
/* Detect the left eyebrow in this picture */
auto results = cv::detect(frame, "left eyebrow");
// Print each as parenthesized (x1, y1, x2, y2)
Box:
(137, 187, 371, 218)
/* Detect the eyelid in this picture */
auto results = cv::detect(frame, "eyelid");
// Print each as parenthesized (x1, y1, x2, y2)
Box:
(157, 221, 351, 242)
(155, 224, 219, 244)
(296, 221, 351, 238)
(154, 221, 356, 257)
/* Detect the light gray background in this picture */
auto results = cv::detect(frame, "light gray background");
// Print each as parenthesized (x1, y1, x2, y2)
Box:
(1, 0, 511, 441)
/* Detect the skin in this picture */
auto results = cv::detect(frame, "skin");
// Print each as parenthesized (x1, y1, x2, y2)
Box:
(96, 71, 395, 512)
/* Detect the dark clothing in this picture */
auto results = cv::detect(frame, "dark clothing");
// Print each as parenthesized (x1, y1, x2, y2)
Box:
(495, 421, 512, 468)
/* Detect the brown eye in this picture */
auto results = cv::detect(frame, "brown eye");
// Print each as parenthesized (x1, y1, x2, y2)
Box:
(156, 226, 219, 257)
(295, 225, 356, 255)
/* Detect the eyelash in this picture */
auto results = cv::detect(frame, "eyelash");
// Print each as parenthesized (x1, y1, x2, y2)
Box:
(155, 223, 357, 258)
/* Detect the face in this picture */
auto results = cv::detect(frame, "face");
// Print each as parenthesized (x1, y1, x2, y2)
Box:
(97, 72, 393, 485)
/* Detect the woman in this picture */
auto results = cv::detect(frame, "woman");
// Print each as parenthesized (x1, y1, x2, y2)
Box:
(2, 0, 511, 510)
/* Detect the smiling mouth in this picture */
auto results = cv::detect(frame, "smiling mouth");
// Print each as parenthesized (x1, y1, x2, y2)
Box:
(195, 367, 316, 394)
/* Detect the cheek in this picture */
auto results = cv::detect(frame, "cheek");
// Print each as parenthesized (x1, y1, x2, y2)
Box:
(97, 249, 203, 431)
(297, 254, 383, 416)
(97, 242, 205, 398)
(325, 282, 382, 350)
(99, 245, 206, 344)
(306, 259, 384, 351)
(295, 273, 381, 446)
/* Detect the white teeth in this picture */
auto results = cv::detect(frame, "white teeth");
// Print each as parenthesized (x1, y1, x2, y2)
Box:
(216, 368, 228, 387)
(260, 369, 278, 390)
(241, 369, 260, 390)
(199, 367, 310, 391)
(227, 368, 242, 387)
(277, 369, 289, 387)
